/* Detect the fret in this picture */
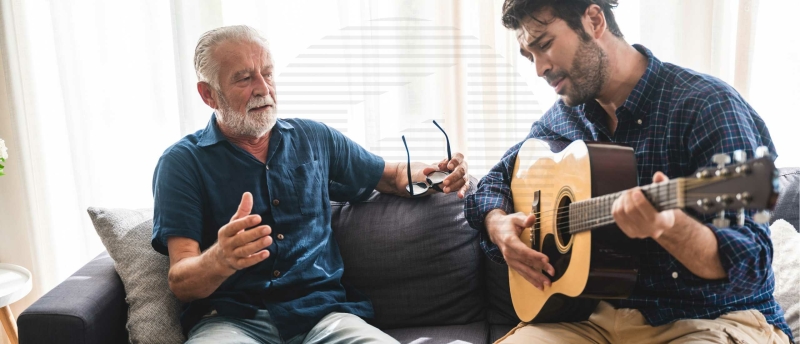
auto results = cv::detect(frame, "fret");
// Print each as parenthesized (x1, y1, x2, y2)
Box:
(569, 178, 687, 235)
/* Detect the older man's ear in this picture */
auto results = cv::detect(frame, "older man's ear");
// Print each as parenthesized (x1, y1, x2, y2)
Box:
(197, 82, 218, 109)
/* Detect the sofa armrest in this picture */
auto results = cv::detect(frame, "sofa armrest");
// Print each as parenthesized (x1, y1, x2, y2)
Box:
(18, 252, 129, 344)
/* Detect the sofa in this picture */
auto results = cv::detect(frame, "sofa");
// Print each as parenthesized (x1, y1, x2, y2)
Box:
(16, 168, 800, 344)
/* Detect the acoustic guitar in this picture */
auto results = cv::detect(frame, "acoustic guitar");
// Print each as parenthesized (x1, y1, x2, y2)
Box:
(509, 139, 779, 322)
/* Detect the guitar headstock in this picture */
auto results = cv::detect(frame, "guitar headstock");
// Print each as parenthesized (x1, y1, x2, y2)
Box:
(683, 148, 779, 225)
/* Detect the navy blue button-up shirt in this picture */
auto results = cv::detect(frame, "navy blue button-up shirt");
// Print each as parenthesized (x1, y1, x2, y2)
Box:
(152, 114, 384, 340)
(464, 45, 791, 339)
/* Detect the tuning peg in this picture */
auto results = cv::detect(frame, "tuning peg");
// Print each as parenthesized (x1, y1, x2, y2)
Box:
(753, 210, 771, 224)
(737, 208, 746, 227)
(712, 153, 731, 168)
(713, 210, 730, 228)
(733, 150, 747, 163)
(755, 146, 770, 158)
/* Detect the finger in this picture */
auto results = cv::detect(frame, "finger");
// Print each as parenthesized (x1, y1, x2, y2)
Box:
(509, 260, 550, 290)
(523, 213, 537, 228)
(506, 241, 555, 289)
(422, 167, 437, 176)
(443, 171, 466, 193)
(652, 171, 669, 183)
(228, 225, 271, 247)
(612, 193, 631, 231)
(458, 183, 469, 199)
(623, 191, 641, 221)
(510, 212, 535, 229)
(233, 250, 270, 269)
(447, 153, 465, 171)
(231, 192, 254, 222)
(445, 161, 467, 183)
(631, 189, 657, 221)
(523, 250, 554, 276)
(437, 158, 449, 171)
(233, 234, 273, 258)
(220, 216, 263, 238)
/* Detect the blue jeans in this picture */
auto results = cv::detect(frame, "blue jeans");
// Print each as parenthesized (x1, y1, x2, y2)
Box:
(186, 309, 399, 344)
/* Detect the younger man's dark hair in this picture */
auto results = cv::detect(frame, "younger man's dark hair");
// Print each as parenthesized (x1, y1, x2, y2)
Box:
(501, 0, 624, 39)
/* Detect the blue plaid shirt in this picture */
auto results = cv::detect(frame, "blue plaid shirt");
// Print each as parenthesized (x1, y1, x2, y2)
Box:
(464, 45, 791, 339)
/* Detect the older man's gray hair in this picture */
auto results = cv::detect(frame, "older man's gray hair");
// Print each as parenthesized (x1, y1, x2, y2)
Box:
(194, 25, 270, 90)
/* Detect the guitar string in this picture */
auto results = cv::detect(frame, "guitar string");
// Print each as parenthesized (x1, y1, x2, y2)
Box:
(530, 198, 754, 236)
(534, 199, 681, 227)
(517, 189, 735, 220)
(536, 195, 744, 224)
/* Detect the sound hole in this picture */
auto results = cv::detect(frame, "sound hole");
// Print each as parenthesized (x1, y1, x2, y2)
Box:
(556, 195, 573, 250)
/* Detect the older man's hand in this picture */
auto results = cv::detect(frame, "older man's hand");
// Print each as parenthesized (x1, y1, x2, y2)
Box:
(215, 192, 272, 275)
(422, 152, 469, 198)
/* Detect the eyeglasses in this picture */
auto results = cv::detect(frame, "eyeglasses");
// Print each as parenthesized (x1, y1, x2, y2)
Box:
(401, 120, 452, 197)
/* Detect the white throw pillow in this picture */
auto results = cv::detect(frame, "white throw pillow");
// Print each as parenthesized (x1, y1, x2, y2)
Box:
(88, 207, 185, 344)
(771, 219, 800, 342)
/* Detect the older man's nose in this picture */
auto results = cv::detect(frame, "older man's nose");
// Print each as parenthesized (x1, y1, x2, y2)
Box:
(253, 74, 270, 97)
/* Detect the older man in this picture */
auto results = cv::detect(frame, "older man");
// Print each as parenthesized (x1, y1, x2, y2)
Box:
(152, 25, 469, 344)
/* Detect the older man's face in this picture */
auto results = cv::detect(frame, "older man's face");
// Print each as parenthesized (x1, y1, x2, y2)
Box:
(212, 40, 277, 138)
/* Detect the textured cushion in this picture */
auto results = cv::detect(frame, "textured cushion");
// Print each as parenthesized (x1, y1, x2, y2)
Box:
(383, 321, 489, 344)
(88, 207, 185, 344)
(490, 324, 516, 343)
(772, 168, 799, 231)
(485, 259, 518, 326)
(331, 181, 485, 329)
(771, 219, 800, 341)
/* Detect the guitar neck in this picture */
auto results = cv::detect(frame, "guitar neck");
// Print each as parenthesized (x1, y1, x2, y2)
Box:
(568, 178, 685, 234)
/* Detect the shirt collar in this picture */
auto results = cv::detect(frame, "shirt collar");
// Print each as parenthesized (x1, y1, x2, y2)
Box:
(620, 44, 661, 118)
(198, 112, 294, 147)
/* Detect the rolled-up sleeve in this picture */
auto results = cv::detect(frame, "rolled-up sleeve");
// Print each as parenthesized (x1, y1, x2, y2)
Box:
(464, 142, 521, 265)
(685, 88, 778, 295)
(465, 119, 561, 264)
(700, 215, 774, 295)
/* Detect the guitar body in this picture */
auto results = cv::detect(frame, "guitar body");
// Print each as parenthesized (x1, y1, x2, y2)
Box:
(510, 139, 640, 322)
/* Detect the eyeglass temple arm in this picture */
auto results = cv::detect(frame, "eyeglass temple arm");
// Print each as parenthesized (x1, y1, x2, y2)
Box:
(432, 120, 451, 161)
(401, 135, 414, 196)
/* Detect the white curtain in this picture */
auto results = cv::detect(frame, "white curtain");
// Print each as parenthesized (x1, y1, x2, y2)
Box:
(0, 1, 797, 339)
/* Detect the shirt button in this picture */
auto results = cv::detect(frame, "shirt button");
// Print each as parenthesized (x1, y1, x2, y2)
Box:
(277, 234, 284, 240)
(672, 271, 678, 279)
(637, 119, 643, 125)
(272, 199, 280, 206)
(265, 165, 270, 170)
(273, 270, 281, 277)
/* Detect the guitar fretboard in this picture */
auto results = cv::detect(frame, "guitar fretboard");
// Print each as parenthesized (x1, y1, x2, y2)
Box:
(567, 179, 683, 234)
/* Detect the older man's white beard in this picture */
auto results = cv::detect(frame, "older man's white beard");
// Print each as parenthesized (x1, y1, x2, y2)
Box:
(216, 95, 276, 138)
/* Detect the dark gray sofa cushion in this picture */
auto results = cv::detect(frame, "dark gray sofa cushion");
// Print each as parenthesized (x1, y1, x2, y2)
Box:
(18, 252, 129, 344)
(772, 168, 799, 231)
(331, 185, 484, 329)
(490, 324, 516, 343)
(385, 321, 489, 344)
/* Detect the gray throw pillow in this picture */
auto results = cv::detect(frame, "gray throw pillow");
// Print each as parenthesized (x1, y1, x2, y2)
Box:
(87, 207, 185, 344)
(771, 168, 799, 231)
(771, 219, 800, 342)
(331, 179, 485, 329)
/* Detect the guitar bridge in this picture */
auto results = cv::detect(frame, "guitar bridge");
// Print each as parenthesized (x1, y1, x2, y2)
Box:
(531, 190, 541, 251)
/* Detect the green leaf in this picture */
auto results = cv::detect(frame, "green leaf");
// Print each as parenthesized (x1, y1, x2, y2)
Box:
(0, 163, 4, 169)
(0, 171, 4, 176)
